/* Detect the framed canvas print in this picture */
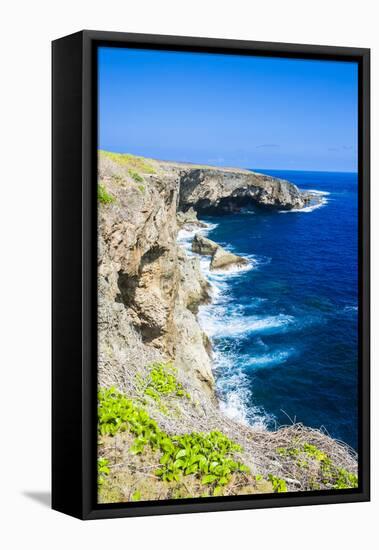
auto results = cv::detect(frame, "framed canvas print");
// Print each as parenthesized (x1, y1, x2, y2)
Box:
(52, 30, 370, 520)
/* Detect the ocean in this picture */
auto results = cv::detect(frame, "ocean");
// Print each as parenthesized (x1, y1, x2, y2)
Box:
(178, 169, 358, 450)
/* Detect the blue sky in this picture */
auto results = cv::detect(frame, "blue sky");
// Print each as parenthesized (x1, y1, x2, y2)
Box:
(98, 47, 358, 172)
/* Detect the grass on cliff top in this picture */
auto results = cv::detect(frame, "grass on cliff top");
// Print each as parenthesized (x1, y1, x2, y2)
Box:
(100, 150, 156, 174)
(99, 149, 254, 175)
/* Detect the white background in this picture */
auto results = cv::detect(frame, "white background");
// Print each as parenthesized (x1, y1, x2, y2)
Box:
(1, 0, 376, 548)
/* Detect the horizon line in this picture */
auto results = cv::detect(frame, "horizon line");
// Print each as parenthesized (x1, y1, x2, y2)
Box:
(98, 148, 358, 175)
(251, 166, 358, 175)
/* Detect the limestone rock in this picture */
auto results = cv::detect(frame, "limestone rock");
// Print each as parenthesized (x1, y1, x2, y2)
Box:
(97, 151, 215, 397)
(177, 248, 211, 312)
(178, 167, 315, 212)
(177, 207, 207, 228)
(210, 247, 248, 271)
(192, 234, 219, 256)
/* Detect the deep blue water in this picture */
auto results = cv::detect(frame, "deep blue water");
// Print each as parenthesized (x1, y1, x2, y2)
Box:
(182, 170, 358, 449)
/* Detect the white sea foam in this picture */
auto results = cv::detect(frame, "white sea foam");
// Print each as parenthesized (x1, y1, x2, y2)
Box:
(242, 349, 293, 370)
(342, 305, 358, 314)
(306, 189, 331, 196)
(198, 309, 295, 339)
(177, 222, 219, 251)
(212, 349, 275, 428)
(176, 217, 279, 429)
(279, 189, 330, 213)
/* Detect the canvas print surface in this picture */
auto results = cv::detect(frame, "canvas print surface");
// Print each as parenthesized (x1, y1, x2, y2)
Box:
(97, 47, 359, 503)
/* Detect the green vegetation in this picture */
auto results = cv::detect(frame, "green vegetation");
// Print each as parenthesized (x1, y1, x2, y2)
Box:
(135, 362, 190, 415)
(100, 151, 156, 174)
(275, 443, 358, 490)
(267, 474, 287, 493)
(98, 386, 357, 500)
(141, 362, 189, 401)
(97, 457, 110, 486)
(155, 431, 249, 490)
(98, 182, 115, 204)
(303, 443, 328, 461)
(333, 468, 359, 489)
(98, 386, 249, 494)
(98, 387, 157, 439)
(128, 169, 144, 183)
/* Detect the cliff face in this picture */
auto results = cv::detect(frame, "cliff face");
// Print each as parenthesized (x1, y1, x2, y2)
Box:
(97, 151, 357, 502)
(177, 166, 313, 212)
(98, 152, 214, 398)
(98, 152, 312, 397)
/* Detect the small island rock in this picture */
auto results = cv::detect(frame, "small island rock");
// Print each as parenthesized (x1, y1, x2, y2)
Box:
(192, 234, 219, 255)
(210, 247, 248, 271)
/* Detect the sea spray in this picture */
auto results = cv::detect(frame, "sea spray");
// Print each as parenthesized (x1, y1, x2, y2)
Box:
(177, 221, 275, 428)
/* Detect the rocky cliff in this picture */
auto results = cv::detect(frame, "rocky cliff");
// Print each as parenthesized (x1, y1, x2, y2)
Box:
(98, 152, 315, 398)
(97, 151, 357, 503)
(177, 165, 314, 212)
(98, 151, 214, 399)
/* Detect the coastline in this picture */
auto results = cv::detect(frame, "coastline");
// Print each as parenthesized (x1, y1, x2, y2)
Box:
(177, 219, 259, 427)
(97, 151, 358, 502)
(180, 189, 331, 429)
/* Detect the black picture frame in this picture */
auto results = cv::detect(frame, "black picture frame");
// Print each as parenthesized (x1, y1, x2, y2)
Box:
(52, 30, 370, 520)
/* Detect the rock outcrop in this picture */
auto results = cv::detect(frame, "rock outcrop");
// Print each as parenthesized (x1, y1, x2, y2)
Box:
(192, 233, 248, 271)
(191, 234, 219, 255)
(98, 152, 215, 398)
(177, 207, 207, 228)
(176, 166, 317, 213)
(210, 247, 248, 271)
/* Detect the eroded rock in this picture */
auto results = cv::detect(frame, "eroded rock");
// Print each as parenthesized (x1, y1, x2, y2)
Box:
(210, 247, 248, 271)
(177, 207, 207, 228)
(192, 234, 219, 256)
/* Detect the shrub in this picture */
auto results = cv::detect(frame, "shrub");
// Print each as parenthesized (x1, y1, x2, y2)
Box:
(98, 182, 115, 204)
(332, 468, 358, 489)
(142, 362, 189, 401)
(276, 442, 358, 490)
(128, 169, 144, 183)
(267, 474, 287, 493)
(155, 431, 249, 488)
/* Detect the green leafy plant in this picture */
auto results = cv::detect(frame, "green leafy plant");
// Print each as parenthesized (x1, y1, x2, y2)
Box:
(275, 442, 357, 490)
(98, 457, 110, 486)
(98, 386, 249, 492)
(98, 182, 115, 204)
(142, 362, 189, 402)
(303, 443, 328, 462)
(98, 387, 161, 443)
(155, 431, 249, 489)
(267, 474, 287, 493)
(332, 468, 358, 489)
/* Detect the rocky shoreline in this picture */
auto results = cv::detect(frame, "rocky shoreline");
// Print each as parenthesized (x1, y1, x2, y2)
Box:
(97, 151, 357, 502)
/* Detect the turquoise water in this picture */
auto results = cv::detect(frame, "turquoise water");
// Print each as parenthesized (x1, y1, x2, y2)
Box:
(180, 170, 358, 449)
